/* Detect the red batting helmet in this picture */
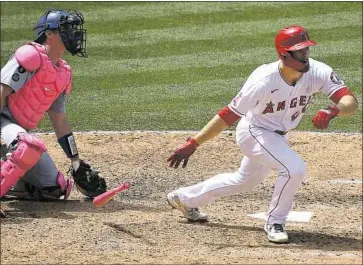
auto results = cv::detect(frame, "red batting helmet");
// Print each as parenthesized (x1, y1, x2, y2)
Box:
(275, 26, 317, 72)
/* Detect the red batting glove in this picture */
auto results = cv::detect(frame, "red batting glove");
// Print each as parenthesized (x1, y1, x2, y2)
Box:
(312, 105, 340, 129)
(167, 138, 199, 168)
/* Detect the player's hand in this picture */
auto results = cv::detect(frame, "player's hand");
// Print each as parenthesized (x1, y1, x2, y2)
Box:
(167, 138, 199, 168)
(312, 105, 340, 129)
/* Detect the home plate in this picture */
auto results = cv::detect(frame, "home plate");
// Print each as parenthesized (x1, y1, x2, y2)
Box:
(248, 211, 313, 223)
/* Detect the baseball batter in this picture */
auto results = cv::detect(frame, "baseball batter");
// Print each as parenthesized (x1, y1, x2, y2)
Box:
(0, 9, 107, 217)
(166, 26, 358, 243)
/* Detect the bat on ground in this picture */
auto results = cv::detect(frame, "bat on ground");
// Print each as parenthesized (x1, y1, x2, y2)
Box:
(93, 181, 131, 207)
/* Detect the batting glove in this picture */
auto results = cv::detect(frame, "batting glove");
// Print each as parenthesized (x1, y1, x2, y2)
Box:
(312, 105, 340, 129)
(167, 138, 199, 168)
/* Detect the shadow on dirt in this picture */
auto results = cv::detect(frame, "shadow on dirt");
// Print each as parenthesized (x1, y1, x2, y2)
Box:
(1, 197, 168, 222)
(189, 222, 362, 252)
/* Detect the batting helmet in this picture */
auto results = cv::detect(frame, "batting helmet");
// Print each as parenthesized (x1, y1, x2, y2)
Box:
(33, 8, 87, 57)
(275, 26, 317, 72)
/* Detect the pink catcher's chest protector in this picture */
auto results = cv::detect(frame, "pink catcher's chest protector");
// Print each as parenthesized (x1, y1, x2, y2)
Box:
(8, 42, 72, 130)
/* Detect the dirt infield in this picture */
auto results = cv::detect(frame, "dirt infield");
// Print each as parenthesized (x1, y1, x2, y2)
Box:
(1, 131, 362, 264)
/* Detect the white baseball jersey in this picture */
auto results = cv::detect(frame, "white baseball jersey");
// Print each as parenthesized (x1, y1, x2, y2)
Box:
(229, 58, 346, 132)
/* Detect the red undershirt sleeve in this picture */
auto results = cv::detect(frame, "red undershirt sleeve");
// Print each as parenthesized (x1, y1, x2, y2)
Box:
(218, 106, 241, 126)
(329, 86, 356, 104)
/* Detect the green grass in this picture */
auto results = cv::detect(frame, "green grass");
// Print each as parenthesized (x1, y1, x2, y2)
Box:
(1, 2, 361, 132)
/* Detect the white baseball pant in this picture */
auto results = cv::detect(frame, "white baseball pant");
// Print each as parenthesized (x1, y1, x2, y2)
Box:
(174, 126, 306, 225)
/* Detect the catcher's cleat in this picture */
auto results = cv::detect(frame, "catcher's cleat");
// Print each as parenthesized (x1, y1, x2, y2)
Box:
(0, 209, 6, 218)
(264, 223, 289, 243)
(167, 191, 208, 222)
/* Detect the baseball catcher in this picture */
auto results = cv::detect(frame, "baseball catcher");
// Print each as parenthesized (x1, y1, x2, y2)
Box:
(0, 9, 107, 216)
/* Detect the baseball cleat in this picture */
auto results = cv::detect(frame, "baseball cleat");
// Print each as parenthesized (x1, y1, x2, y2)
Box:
(264, 223, 289, 243)
(167, 192, 208, 222)
(0, 209, 6, 218)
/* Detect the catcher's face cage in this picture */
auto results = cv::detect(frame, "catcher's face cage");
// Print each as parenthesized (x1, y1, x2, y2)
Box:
(59, 10, 87, 58)
(33, 9, 88, 58)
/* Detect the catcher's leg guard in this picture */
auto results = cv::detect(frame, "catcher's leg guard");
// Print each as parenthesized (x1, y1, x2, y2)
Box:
(55, 171, 73, 200)
(6, 172, 73, 200)
(0, 133, 46, 197)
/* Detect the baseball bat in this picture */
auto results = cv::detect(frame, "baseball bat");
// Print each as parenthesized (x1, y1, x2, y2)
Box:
(93, 181, 131, 208)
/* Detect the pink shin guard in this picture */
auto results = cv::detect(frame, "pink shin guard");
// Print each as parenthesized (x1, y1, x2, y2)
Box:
(57, 171, 73, 200)
(0, 133, 46, 197)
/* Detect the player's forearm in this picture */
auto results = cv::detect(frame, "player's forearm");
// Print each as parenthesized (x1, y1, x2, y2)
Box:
(48, 111, 80, 164)
(48, 111, 73, 139)
(193, 115, 230, 145)
(336, 95, 359, 117)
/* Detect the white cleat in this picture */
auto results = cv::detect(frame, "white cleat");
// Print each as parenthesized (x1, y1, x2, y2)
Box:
(264, 223, 289, 243)
(167, 192, 208, 222)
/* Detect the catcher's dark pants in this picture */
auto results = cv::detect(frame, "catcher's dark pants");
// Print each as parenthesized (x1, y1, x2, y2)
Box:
(1, 116, 66, 200)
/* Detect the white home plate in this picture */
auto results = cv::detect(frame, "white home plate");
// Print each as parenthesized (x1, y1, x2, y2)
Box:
(329, 179, 362, 184)
(248, 211, 313, 223)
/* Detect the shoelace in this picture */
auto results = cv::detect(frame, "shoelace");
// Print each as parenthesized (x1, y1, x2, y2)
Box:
(187, 208, 200, 215)
(273, 224, 284, 232)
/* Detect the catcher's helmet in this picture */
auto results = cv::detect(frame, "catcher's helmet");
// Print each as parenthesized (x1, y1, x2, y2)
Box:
(275, 26, 317, 72)
(33, 8, 87, 57)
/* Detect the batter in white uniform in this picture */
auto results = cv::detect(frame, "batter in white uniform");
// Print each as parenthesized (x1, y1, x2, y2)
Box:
(166, 25, 358, 243)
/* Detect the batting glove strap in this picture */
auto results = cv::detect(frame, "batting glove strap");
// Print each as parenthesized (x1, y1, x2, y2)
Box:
(186, 137, 199, 149)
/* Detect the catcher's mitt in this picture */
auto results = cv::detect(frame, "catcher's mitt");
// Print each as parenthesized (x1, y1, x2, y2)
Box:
(70, 160, 107, 198)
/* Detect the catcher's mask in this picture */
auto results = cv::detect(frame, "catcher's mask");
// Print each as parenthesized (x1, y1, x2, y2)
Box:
(33, 8, 87, 58)
(275, 25, 317, 73)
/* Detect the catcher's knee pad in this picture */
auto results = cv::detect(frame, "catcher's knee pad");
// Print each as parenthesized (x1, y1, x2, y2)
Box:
(6, 172, 73, 201)
(0, 132, 46, 197)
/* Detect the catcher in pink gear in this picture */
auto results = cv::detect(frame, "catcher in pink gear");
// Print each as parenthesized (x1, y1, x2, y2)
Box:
(0, 9, 106, 217)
